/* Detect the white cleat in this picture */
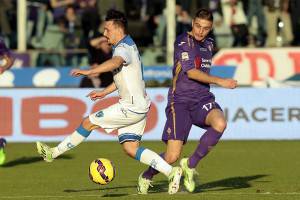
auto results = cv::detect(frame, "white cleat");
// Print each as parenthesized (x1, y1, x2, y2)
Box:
(168, 167, 182, 194)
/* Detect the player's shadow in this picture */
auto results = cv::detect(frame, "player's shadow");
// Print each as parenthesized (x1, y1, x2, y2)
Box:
(1, 155, 73, 167)
(64, 185, 137, 193)
(150, 174, 269, 193)
(195, 174, 269, 192)
(64, 185, 136, 197)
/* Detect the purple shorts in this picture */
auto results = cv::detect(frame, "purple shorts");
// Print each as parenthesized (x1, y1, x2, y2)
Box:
(161, 100, 222, 144)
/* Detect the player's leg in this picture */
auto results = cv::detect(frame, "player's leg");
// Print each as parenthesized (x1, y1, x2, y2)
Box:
(181, 103, 226, 192)
(119, 113, 182, 194)
(188, 108, 226, 168)
(142, 140, 183, 180)
(36, 117, 98, 162)
(36, 103, 122, 162)
(0, 138, 7, 165)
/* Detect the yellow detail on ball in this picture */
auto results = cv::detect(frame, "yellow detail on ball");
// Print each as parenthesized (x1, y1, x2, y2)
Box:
(89, 158, 115, 185)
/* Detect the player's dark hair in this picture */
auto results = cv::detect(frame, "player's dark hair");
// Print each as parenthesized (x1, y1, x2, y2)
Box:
(105, 9, 128, 33)
(194, 8, 213, 22)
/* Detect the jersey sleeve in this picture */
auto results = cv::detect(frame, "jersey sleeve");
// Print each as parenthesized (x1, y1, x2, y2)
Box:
(175, 39, 197, 73)
(113, 44, 131, 65)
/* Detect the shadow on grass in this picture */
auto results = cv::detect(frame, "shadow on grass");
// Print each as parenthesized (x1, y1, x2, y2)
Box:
(1, 155, 73, 167)
(64, 185, 137, 193)
(149, 174, 269, 193)
(196, 174, 269, 192)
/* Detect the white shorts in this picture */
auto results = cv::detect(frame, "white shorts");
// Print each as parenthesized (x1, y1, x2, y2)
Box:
(89, 103, 147, 143)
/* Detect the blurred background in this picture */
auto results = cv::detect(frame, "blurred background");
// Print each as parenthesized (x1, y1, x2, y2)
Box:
(0, 0, 299, 142)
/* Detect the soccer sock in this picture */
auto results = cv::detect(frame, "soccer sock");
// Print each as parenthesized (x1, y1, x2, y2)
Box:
(52, 125, 91, 158)
(142, 153, 164, 180)
(188, 127, 223, 168)
(135, 147, 172, 177)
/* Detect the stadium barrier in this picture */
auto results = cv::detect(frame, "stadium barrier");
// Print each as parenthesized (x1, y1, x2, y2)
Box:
(0, 66, 236, 87)
(1, 88, 299, 142)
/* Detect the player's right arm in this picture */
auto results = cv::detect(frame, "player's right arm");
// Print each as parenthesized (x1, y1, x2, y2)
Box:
(86, 82, 117, 101)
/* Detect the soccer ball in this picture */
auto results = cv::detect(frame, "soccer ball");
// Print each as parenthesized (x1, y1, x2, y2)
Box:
(89, 158, 115, 185)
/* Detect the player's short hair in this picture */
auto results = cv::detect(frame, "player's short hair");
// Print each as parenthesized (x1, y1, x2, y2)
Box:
(194, 8, 213, 22)
(105, 9, 128, 33)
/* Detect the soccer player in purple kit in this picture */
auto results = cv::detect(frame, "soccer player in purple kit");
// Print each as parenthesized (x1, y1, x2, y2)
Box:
(0, 37, 14, 165)
(137, 8, 237, 194)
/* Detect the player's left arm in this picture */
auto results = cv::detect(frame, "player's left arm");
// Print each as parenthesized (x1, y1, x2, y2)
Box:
(71, 56, 124, 77)
(0, 54, 14, 74)
(187, 69, 238, 89)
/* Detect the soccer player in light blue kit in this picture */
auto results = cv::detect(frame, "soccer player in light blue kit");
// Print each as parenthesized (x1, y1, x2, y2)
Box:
(0, 37, 14, 165)
(36, 9, 182, 194)
(138, 9, 238, 193)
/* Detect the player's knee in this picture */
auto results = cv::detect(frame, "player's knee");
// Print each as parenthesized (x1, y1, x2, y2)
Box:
(164, 153, 179, 164)
(81, 117, 96, 132)
(212, 119, 227, 133)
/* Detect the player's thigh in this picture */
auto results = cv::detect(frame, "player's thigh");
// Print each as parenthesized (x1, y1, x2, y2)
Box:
(164, 140, 184, 164)
(162, 103, 192, 144)
(89, 103, 145, 133)
(191, 101, 223, 128)
(118, 115, 146, 144)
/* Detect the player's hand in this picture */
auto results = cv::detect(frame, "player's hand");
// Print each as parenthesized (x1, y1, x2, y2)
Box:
(219, 79, 238, 89)
(86, 90, 107, 101)
(0, 67, 4, 74)
(70, 69, 91, 77)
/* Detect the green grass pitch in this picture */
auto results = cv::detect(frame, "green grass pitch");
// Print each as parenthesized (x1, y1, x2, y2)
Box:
(1, 141, 300, 200)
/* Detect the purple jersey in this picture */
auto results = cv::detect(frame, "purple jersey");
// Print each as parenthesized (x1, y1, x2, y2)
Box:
(168, 32, 215, 104)
(0, 38, 11, 56)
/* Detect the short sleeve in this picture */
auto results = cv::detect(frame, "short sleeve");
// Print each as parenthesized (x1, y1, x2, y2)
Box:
(175, 41, 197, 73)
(113, 44, 131, 65)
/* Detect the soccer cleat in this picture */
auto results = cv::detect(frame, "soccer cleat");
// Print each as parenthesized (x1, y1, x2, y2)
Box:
(0, 148, 6, 165)
(36, 142, 54, 162)
(180, 158, 197, 192)
(168, 167, 182, 194)
(137, 173, 153, 194)
(0, 138, 7, 165)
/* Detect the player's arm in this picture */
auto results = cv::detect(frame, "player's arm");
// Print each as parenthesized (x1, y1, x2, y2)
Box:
(86, 82, 117, 101)
(71, 56, 124, 77)
(0, 54, 14, 74)
(187, 69, 237, 89)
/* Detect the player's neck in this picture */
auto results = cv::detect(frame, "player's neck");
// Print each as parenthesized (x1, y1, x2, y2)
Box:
(114, 34, 127, 46)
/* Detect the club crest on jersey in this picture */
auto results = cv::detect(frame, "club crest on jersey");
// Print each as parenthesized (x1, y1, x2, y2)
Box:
(181, 52, 189, 61)
(96, 111, 104, 118)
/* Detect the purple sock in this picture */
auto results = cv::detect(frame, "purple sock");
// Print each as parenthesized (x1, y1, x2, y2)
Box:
(188, 128, 223, 168)
(142, 153, 165, 180)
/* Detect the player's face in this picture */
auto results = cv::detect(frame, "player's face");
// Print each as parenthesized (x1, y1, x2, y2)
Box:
(192, 18, 213, 42)
(103, 21, 119, 45)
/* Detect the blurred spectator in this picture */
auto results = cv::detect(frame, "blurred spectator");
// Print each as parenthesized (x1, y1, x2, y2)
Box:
(80, 34, 113, 88)
(27, 1, 53, 48)
(79, 0, 100, 47)
(0, 0, 17, 49)
(221, 0, 249, 47)
(289, 0, 300, 46)
(263, 0, 293, 47)
(247, 0, 266, 46)
(176, 4, 192, 36)
(50, 0, 75, 22)
(64, 6, 82, 66)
